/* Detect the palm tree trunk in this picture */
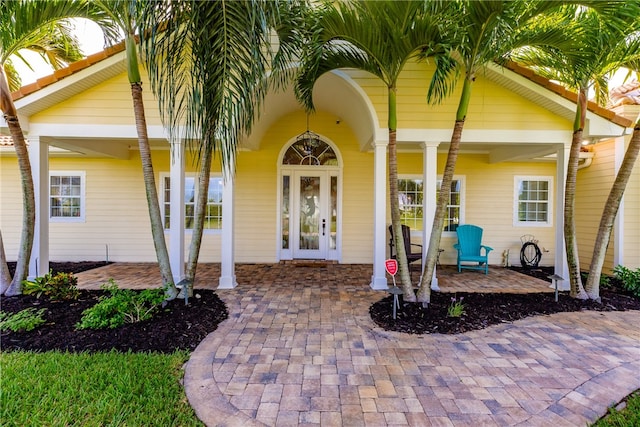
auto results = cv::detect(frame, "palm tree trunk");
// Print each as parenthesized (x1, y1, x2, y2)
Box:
(130, 82, 177, 299)
(185, 142, 213, 294)
(2, 66, 35, 295)
(417, 76, 472, 304)
(388, 88, 414, 300)
(416, 120, 463, 303)
(585, 121, 640, 299)
(565, 89, 588, 299)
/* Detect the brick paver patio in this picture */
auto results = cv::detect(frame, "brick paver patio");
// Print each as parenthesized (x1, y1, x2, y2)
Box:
(76, 263, 640, 426)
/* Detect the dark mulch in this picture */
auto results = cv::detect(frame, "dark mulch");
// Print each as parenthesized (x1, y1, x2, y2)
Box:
(370, 267, 640, 335)
(2, 262, 228, 354)
(6, 261, 112, 277)
(3, 262, 638, 352)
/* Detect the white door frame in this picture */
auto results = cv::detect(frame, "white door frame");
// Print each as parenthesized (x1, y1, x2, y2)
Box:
(277, 137, 342, 262)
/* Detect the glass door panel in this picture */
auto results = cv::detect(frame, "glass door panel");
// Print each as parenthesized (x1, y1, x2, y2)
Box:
(299, 176, 320, 250)
(330, 176, 337, 250)
(281, 176, 290, 249)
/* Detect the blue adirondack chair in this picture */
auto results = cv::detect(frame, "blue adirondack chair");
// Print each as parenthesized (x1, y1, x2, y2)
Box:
(454, 224, 493, 274)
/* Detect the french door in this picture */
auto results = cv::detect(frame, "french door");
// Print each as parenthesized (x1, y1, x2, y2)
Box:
(280, 169, 339, 260)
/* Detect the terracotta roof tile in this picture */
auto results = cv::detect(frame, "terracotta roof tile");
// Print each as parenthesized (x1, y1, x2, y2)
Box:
(0, 135, 14, 146)
(504, 61, 633, 128)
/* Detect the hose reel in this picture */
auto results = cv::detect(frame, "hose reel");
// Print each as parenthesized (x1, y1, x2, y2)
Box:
(520, 235, 542, 268)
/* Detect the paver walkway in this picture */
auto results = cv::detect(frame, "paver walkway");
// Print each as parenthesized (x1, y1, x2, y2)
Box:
(168, 265, 640, 427)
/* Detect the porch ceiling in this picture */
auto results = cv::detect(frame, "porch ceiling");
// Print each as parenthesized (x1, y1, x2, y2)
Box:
(396, 140, 560, 163)
(242, 70, 376, 152)
(43, 137, 168, 159)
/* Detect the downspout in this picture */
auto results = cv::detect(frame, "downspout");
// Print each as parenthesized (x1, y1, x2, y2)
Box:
(578, 151, 595, 170)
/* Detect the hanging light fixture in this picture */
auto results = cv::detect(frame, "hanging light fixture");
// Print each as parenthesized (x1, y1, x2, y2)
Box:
(295, 114, 322, 157)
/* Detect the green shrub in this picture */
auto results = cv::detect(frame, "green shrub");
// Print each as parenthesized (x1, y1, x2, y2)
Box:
(0, 308, 47, 332)
(22, 270, 79, 301)
(613, 265, 640, 298)
(76, 281, 165, 330)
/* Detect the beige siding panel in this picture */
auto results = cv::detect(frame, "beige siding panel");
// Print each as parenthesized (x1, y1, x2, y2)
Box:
(345, 62, 571, 131)
(340, 125, 375, 264)
(50, 154, 156, 261)
(235, 145, 280, 263)
(31, 72, 163, 126)
(395, 152, 557, 267)
(461, 156, 556, 267)
(1, 149, 223, 263)
(0, 156, 23, 259)
(576, 141, 616, 272)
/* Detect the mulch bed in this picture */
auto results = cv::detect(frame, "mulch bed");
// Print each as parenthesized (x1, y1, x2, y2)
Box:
(369, 288, 640, 335)
(2, 262, 638, 353)
(2, 262, 228, 353)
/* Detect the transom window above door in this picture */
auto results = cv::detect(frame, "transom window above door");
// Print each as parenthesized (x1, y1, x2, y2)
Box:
(282, 138, 338, 166)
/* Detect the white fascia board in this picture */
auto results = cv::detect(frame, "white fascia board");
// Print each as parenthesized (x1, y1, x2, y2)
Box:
(586, 118, 629, 138)
(387, 128, 572, 144)
(29, 123, 168, 139)
(14, 52, 127, 115)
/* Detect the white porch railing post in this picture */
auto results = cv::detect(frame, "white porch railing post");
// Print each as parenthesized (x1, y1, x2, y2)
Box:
(169, 138, 185, 284)
(27, 136, 49, 279)
(219, 166, 237, 289)
(422, 141, 440, 290)
(370, 139, 388, 290)
(555, 143, 570, 290)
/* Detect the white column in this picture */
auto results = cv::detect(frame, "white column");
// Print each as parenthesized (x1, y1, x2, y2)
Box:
(422, 141, 440, 291)
(28, 136, 49, 280)
(613, 136, 625, 266)
(370, 139, 388, 290)
(169, 139, 185, 284)
(218, 167, 237, 289)
(555, 143, 570, 290)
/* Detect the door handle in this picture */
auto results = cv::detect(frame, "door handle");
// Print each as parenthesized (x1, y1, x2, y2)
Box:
(322, 219, 326, 236)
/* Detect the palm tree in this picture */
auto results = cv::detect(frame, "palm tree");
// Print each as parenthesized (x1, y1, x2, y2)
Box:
(415, 0, 556, 303)
(509, 3, 640, 299)
(414, 0, 635, 303)
(586, 62, 640, 299)
(297, 0, 454, 301)
(141, 0, 306, 292)
(0, 0, 117, 295)
(92, 0, 178, 299)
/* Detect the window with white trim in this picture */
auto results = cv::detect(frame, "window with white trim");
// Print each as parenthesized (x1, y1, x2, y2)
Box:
(437, 177, 463, 233)
(514, 176, 552, 226)
(397, 176, 464, 233)
(163, 175, 223, 230)
(50, 172, 85, 222)
(398, 178, 424, 231)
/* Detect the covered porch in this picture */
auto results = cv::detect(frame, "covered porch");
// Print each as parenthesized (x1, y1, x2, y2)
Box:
(74, 262, 554, 293)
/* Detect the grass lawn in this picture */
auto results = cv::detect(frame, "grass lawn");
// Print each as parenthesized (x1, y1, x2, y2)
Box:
(592, 391, 640, 426)
(1, 350, 203, 426)
(2, 351, 638, 426)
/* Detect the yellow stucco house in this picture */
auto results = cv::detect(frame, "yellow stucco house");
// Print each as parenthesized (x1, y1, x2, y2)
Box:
(1, 43, 638, 290)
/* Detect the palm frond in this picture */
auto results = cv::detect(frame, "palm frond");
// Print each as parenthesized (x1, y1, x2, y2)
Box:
(22, 21, 83, 69)
(427, 53, 460, 104)
(1, 0, 120, 63)
(296, 0, 453, 110)
(510, 3, 640, 97)
(3, 61, 21, 93)
(142, 0, 299, 175)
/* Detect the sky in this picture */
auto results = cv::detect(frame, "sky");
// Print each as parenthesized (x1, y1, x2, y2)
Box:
(15, 19, 107, 85)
